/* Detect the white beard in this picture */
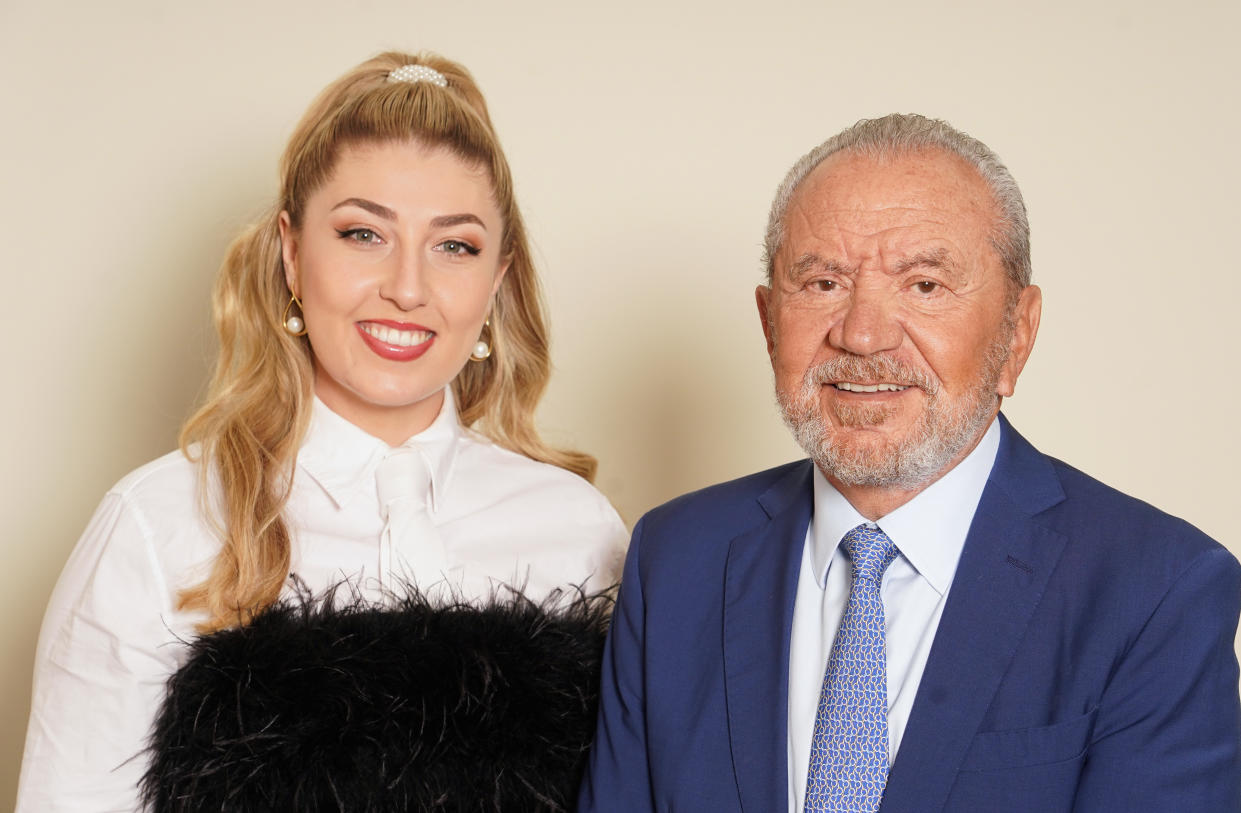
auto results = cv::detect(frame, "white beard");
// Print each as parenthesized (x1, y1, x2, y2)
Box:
(775, 333, 1010, 490)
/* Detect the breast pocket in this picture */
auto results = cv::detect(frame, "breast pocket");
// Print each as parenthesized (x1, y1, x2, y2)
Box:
(959, 707, 1097, 771)
(944, 708, 1097, 812)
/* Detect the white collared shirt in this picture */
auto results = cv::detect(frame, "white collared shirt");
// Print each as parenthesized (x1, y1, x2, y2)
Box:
(18, 393, 628, 813)
(787, 419, 1000, 811)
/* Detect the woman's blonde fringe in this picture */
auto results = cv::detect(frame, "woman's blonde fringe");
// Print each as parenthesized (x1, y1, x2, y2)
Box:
(177, 53, 595, 633)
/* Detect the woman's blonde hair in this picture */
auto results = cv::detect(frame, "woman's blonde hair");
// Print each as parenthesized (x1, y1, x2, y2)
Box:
(179, 52, 595, 632)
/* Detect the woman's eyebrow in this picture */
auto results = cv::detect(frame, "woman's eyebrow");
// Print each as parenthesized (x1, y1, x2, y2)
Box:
(330, 197, 397, 221)
(430, 213, 486, 230)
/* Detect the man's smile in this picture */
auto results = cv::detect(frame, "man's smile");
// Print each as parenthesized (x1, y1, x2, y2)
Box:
(831, 382, 912, 393)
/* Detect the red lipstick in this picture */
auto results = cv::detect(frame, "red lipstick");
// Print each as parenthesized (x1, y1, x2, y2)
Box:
(356, 320, 435, 361)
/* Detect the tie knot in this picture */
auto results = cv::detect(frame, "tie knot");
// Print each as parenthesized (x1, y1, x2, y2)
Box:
(376, 446, 432, 515)
(841, 524, 898, 583)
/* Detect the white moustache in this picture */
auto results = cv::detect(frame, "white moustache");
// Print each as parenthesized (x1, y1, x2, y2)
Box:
(806, 356, 938, 394)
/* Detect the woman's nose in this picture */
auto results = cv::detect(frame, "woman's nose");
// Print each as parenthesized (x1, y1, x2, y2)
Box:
(378, 248, 428, 310)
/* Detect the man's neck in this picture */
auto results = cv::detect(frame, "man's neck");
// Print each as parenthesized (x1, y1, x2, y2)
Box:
(828, 479, 925, 522)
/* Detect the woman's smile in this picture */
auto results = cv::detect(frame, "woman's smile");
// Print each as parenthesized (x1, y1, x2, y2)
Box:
(357, 320, 436, 360)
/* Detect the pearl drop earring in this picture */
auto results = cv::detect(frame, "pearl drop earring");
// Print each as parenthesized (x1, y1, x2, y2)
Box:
(283, 295, 307, 336)
(470, 318, 492, 361)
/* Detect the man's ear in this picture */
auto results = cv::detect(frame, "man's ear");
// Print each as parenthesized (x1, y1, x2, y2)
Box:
(756, 284, 775, 357)
(277, 211, 299, 297)
(996, 284, 1042, 398)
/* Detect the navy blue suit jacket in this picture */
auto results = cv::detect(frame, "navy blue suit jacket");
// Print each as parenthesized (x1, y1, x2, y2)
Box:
(579, 417, 1241, 811)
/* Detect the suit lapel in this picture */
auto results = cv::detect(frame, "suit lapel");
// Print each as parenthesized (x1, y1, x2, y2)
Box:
(880, 417, 1068, 813)
(723, 462, 813, 813)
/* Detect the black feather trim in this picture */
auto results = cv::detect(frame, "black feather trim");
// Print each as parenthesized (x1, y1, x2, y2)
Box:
(141, 584, 613, 812)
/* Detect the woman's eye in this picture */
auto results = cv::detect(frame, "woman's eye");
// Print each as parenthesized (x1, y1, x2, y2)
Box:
(337, 228, 381, 245)
(438, 239, 481, 256)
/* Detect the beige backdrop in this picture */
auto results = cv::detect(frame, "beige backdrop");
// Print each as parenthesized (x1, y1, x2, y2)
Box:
(3, 0, 1238, 804)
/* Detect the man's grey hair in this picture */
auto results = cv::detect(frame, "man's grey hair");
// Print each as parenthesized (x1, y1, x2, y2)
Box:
(762, 113, 1031, 290)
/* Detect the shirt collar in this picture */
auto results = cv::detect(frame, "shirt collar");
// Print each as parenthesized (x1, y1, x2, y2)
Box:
(808, 417, 1001, 594)
(296, 389, 463, 513)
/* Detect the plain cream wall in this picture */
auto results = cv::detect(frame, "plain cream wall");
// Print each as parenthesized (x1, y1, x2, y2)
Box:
(3, 0, 1237, 804)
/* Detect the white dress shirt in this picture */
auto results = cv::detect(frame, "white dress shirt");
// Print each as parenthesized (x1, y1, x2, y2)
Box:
(18, 392, 628, 813)
(787, 419, 1000, 811)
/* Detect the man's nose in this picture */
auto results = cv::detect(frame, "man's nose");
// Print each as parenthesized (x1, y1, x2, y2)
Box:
(827, 287, 902, 356)
(379, 248, 428, 310)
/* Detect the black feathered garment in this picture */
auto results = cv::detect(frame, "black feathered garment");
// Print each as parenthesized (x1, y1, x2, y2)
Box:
(141, 585, 612, 812)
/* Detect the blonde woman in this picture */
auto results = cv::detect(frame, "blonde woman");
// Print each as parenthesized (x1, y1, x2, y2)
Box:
(18, 53, 626, 812)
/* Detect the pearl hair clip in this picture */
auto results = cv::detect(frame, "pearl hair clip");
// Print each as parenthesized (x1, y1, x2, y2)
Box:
(387, 64, 448, 87)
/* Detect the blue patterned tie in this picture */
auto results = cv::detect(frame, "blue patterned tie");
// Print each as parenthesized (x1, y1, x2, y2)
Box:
(804, 524, 899, 813)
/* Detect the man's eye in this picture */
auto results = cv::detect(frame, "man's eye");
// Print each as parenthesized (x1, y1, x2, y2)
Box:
(811, 279, 837, 292)
(438, 240, 481, 256)
(914, 280, 939, 294)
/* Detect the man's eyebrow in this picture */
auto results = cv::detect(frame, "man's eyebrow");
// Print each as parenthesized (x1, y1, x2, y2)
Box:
(429, 213, 486, 230)
(894, 248, 956, 275)
(330, 197, 397, 221)
(788, 253, 855, 280)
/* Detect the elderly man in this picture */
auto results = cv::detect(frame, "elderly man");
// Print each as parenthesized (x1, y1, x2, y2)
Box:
(578, 115, 1241, 812)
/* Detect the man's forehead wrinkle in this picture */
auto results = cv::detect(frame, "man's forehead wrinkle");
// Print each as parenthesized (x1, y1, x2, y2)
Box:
(786, 194, 830, 246)
(795, 198, 963, 244)
(784, 160, 998, 287)
(819, 203, 958, 228)
(788, 217, 964, 270)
